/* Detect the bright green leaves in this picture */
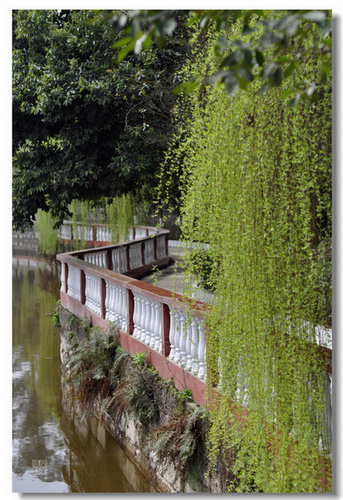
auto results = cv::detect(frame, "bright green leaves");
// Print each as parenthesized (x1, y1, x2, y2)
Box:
(160, 19, 331, 491)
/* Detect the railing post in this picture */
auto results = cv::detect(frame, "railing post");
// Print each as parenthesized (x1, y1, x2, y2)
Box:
(165, 234, 168, 256)
(64, 263, 69, 294)
(127, 289, 134, 335)
(153, 237, 157, 261)
(80, 270, 86, 305)
(106, 249, 112, 270)
(161, 303, 170, 357)
(92, 225, 96, 243)
(100, 278, 106, 319)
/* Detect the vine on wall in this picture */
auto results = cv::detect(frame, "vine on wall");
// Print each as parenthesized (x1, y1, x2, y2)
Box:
(160, 16, 332, 493)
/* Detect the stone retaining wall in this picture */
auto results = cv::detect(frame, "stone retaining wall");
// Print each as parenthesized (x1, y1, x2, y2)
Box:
(59, 305, 231, 493)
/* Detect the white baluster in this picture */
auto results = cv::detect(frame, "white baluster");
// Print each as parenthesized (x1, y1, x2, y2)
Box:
(173, 309, 181, 363)
(91, 275, 95, 312)
(118, 247, 124, 272)
(144, 239, 154, 264)
(153, 301, 161, 352)
(191, 317, 200, 377)
(60, 263, 65, 292)
(148, 298, 156, 348)
(178, 311, 187, 368)
(197, 321, 206, 380)
(185, 319, 193, 371)
(89, 274, 94, 312)
(85, 272, 90, 309)
(169, 308, 176, 360)
(130, 243, 143, 269)
(112, 283, 120, 328)
(119, 247, 127, 273)
(68, 266, 80, 301)
(140, 297, 147, 343)
(110, 284, 116, 323)
(105, 281, 111, 321)
(129, 245, 135, 269)
(110, 283, 116, 322)
(117, 286, 123, 328)
(143, 297, 151, 346)
(121, 287, 127, 331)
(157, 235, 166, 259)
(95, 277, 101, 316)
(112, 249, 119, 272)
(133, 292, 141, 339)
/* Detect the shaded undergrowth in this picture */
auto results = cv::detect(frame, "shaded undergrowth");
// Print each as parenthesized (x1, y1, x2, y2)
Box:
(63, 323, 207, 491)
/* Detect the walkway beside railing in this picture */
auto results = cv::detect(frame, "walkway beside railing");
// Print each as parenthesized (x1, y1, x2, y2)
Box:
(56, 225, 209, 406)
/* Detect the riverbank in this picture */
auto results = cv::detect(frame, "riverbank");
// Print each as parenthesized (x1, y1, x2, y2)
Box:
(59, 305, 232, 493)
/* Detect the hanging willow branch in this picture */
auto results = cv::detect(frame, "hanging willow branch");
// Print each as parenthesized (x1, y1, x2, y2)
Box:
(161, 17, 332, 493)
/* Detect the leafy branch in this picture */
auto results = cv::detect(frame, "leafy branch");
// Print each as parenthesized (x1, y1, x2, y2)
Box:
(106, 9, 331, 105)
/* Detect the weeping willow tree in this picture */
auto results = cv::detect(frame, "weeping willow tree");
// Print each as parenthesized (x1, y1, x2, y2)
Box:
(105, 193, 137, 243)
(35, 194, 140, 253)
(159, 17, 332, 493)
(70, 199, 90, 250)
(35, 209, 61, 254)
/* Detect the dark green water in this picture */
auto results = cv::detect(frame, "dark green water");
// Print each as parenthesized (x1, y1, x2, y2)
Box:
(12, 249, 153, 493)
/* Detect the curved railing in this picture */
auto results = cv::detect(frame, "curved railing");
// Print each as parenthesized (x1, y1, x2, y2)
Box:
(56, 225, 209, 406)
(57, 221, 156, 246)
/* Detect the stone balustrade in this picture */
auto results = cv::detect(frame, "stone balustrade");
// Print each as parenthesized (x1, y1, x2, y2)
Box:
(56, 226, 209, 405)
(57, 221, 157, 246)
(56, 224, 331, 412)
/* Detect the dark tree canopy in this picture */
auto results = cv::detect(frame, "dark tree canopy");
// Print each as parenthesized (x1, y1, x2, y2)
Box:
(12, 9, 189, 230)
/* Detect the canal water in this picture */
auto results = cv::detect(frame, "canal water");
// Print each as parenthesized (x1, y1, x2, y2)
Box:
(12, 248, 154, 493)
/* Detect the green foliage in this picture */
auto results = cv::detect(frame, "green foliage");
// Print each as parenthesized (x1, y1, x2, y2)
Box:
(12, 9, 188, 230)
(160, 23, 331, 493)
(127, 365, 159, 426)
(81, 316, 93, 336)
(152, 405, 203, 491)
(188, 249, 220, 292)
(132, 351, 147, 366)
(35, 209, 61, 254)
(109, 10, 331, 105)
(33, 193, 148, 254)
(177, 388, 193, 403)
(66, 326, 119, 413)
(104, 193, 136, 243)
(52, 300, 61, 326)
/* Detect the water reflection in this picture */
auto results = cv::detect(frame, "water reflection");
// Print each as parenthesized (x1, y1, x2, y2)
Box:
(12, 249, 153, 493)
(12, 256, 67, 492)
